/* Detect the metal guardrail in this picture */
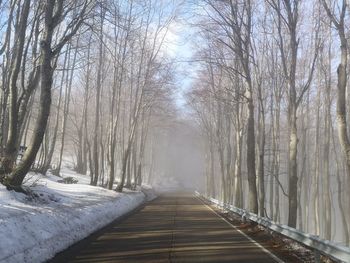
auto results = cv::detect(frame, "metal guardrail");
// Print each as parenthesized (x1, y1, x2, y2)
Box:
(195, 191, 350, 263)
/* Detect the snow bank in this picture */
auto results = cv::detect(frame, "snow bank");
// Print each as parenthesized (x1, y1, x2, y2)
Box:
(0, 171, 150, 263)
(141, 184, 158, 201)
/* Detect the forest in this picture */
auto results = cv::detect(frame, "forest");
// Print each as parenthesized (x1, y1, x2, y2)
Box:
(0, 0, 350, 252)
(0, 0, 179, 192)
(189, 0, 350, 246)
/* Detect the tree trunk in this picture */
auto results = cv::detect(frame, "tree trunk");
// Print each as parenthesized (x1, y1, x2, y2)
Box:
(234, 128, 243, 208)
(92, 10, 105, 186)
(76, 35, 92, 175)
(209, 133, 216, 198)
(335, 21, 350, 179)
(39, 56, 65, 174)
(87, 140, 94, 185)
(257, 89, 266, 217)
(247, 95, 258, 214)
(1, 0, 31, 174)
(312, 87, 321, 235)
(6, 0, 56, 186)
(288, 102, 298, 228)
(56, 43, 77, 175)
(323, 41, 332, 240)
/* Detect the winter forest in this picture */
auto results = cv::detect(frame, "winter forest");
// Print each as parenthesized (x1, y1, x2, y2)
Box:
(1, 0, 350, 260)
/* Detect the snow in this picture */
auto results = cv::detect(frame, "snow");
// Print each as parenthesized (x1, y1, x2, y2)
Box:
(0, 169, 156, 263)
(139, 184, 158, 201)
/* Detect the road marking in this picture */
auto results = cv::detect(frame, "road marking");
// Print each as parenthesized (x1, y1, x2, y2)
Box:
(196, 197, 286, 263)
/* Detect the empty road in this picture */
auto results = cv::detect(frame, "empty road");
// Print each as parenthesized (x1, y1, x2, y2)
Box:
(50, 194, 285, 263)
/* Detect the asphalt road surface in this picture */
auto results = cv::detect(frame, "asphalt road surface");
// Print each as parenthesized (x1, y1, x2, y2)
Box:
(50, 193, 284, 263)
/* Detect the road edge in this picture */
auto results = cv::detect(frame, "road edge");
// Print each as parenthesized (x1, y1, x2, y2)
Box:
(195, 195, 286, 263)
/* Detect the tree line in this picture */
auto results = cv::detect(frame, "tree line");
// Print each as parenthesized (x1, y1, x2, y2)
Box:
(0, 0, 178, 192)
(188, 0, 350, 245)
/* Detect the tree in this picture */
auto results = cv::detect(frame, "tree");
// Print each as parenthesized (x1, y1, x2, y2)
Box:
(321, 0, 350, 176)
(4, 0, 94, 188)
(202, 0, 259, 213)
(268, 0, 319, 227)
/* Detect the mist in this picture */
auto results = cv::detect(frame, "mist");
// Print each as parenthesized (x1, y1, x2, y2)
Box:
(149, 118, 206, 193)
(1, 1, 350, 260)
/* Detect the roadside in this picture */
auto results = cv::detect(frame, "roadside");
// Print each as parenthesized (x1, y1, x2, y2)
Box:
(0, 169, 155, 263)
(203, 198, 336, 263)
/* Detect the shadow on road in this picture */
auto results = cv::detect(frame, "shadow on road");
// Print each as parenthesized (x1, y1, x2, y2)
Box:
(49, 193, 279, 263)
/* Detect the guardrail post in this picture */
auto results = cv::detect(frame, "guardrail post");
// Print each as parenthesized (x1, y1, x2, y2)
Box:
(242, 213, 247, 224)
(314, 250, 320, 263)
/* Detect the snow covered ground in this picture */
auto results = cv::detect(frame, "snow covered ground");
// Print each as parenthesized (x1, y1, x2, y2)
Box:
(0, 169, 156, 263)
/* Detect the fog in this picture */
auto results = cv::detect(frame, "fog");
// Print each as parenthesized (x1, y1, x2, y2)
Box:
(149, 118, 206, 193)
(2, 0, 350, 251)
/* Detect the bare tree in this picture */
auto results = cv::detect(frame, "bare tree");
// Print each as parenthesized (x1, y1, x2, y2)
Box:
(4, 0, 94, 188)
(321, 0, 350, 175)
(268, 0, 319, 227)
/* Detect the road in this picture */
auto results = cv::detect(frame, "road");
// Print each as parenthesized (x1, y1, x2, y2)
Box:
(50, 193, 285, 263)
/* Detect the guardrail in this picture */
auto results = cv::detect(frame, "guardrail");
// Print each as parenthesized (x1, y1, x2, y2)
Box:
(195, 191, 350, 263)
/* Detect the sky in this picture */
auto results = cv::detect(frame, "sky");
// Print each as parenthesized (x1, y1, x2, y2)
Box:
(163, 22, 194, 110)
(159, 2, 200, 112)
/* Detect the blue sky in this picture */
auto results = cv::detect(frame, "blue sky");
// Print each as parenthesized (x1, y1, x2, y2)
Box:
(157, 1, 205, 113)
